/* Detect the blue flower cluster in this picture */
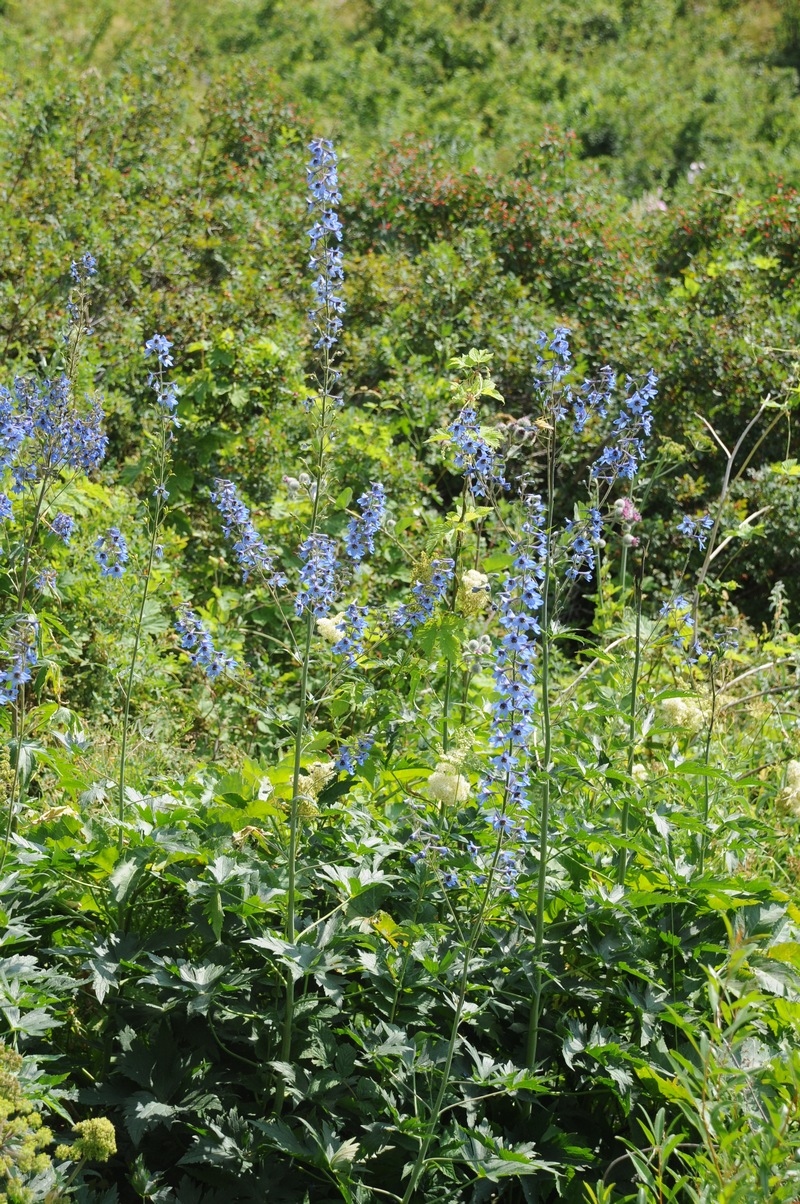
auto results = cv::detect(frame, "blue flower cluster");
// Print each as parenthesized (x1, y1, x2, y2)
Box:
(480, 495, 548, 822)
(345, 482, 386, 562)
(296, 533, 339, 618)
(535, 326, 572, 389)
(70, 253, 97, 284)
(394, 558, 456, 633)
(592, 371, 657, 483)
(564, 507, 603, 582)
(332, 603, 369, 665)
(144, 333, 180, 425)
(0, 617, 39, 706)
(51, 512, 74, 544)
(94, 528, 129, 578)
(335, 732, 375, 773)
(572, 366, 615, 434)
(0, 375, 107, 497)
(677, 512, 714, 550)
(211, 479, 286, 587)
(447, 407, 509, 497)
(175, 606, 236, 678)
(307, 139, 345, 373)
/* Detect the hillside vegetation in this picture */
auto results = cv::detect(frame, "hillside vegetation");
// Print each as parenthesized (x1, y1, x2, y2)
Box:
(0, 3, 799, 1202)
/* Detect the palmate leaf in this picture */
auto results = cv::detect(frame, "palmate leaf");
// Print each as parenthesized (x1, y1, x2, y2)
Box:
(456, 1128, 560, 1181)
(123, 1090, 184, 1145)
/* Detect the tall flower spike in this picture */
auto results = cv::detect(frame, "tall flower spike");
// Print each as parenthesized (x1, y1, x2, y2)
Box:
(175, 605, 235, 679)
(448, 407, 508, 497)
(478, 494, 547, 818)
(94, 528, 129, 578)
(211, 479, 287, 587)
(0, 616, 39, 706)
(306, 139, 345, 410)
(296, 533, 339, 618)
(345, 482, 386, 563)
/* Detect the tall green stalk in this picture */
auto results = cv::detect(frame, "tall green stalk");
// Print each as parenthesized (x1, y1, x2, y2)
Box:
(117, 349, 172, 851)
(526, 427, 557, 1071)
(277, 414, 325, 1109)
(698, 661, 718, 874)
(400, 831, 506, 1204)
(617, 575, 643, 887)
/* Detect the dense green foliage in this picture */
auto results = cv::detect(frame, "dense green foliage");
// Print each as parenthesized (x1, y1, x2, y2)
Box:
(0, 2, 799, 1202)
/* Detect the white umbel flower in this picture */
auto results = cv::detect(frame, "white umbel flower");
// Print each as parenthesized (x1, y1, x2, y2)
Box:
(457, 569, 490, 617)
(660, 696, 705, 734)
(427, 758, 470, 807)
(316, 612, 346, 644)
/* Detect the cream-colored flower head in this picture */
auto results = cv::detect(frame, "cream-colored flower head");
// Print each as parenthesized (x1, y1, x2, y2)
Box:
(661, 696, 705, 734)
(457, 569, 490, 617)
(631, 763, 648, 785)
(317, 613, 346, 644)
(777, 760, 800, 817)
(298, 760, 337, 800)
(427, 757, 470, 807)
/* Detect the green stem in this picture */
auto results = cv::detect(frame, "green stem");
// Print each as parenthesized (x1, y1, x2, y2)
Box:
(117, 396, 169, 853)
(276, 305, 331, 1112)
(117, 499, 162, 852)
(0, 685, 26, 876)
(698, 663, 717, 874)
(526, 431, 556, 1072)
(617, 576, 642, 887)
(441, 485, 468, 756)
(400, 833, 505, 1204)
(619, 540, 628, 611)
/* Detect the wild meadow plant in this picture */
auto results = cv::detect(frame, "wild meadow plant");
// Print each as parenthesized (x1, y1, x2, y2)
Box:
(2, 139, 800, 1204)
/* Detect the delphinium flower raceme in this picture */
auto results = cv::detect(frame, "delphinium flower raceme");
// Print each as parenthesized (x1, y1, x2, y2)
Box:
(210, 479, 286, 588)
(175, 606, 236, 678)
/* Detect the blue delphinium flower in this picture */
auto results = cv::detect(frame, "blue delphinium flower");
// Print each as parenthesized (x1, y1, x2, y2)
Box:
(144, 333, 180, 432)
(50, 512, 74, 544)
(175, 605, 236, 678)
(573, 366, 616, 434)
(479, 494, 547, 820)
(144, 334, 174, 367)
(306, 138, 345, 408)
(677, 512, 714, 550)
(3, 375, 107, 492)
(0, 617, 39, 705)
(0, 494, 13, 523)
(447, 406, 509, 497)
(332, 603, 369, 664)
(335, 732, 375, 773)
(70, 253, 97, 284)
(394, 557, 456, 633)
(34, 569, 57, 593)
(345, 482, 386, 563)
(591, 371, 657, 483)
(94, 527, 129, 578)
(296, 533, 339, 617)
(564, 507, 603, 582)
(211, 478, 286, 587)
(535, 326, 572, 386)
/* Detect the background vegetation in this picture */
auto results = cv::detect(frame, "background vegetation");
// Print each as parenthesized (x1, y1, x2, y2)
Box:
(0, 1, 799, 1201)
